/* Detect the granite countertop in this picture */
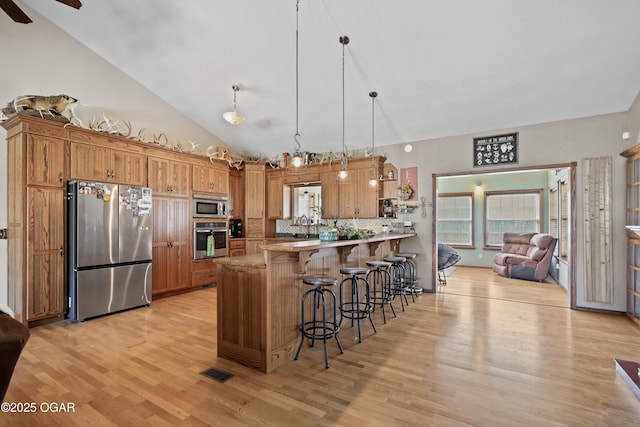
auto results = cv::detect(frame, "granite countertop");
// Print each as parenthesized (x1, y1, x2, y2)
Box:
(214, 254, 265, 268)
(261, 233, 416, 253)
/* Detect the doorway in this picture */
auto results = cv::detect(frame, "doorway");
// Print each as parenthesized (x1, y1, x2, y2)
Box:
(432, 162, 577, 308)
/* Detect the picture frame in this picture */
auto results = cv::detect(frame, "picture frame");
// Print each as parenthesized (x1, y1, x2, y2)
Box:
(473, 132, 518, 167)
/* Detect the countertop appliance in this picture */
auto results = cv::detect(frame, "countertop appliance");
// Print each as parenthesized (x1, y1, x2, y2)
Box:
(194, 221, 228, 260)
(193, 194, 228, 218)
(67, 181, 153, 321)
(229, 218, 242, 238)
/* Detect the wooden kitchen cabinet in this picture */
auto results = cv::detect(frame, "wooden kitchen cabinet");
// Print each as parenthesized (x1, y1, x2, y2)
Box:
(229, 238, 246, 257)
(26, 133, 66, 187)
(217, 262, 265, 370)
(70, 142, 146, 185)
(321, 158, 382, 219)
(4, 115, 67, 325)
(267, 172, 284, 219)
(192, 164, 229, 195)
(152, 196, 191, 295)
(229, 169, 244, 219)
(320, 170, 340, 218)
(26, 187, 65, 321)
(245, 163, 265, 219)
(148, 156, 190, 197)
(191, 259, 218, 287)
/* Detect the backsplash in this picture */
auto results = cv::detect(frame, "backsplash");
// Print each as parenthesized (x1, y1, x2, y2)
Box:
(276, 218, 409, 236)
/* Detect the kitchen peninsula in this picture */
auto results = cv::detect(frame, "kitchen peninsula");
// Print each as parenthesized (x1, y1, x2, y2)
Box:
(215, 233, 416, 373)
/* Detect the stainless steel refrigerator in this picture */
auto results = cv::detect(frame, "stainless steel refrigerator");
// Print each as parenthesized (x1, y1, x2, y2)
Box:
(67, 181, 153, 321)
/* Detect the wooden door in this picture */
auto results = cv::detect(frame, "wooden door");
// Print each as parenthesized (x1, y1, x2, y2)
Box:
(171, 162, 191, 197)
(321, 170, 340, 219)
(192, 164, 213, 193)
(267, 174, 284, 219)
(111, 150, 146, 186)
(148, 157, 171, 195)
(27, 187, 65, 320)
(213, 167, 229, 195)
(151, 197, 191, 294)
(356, 168, 380, 218)
(229, 171, 244, 219)
(26, 134, 65, 187)
(217, 265, 265, 354)
(245, 166, 265, 218)
(70, 143, 111, 182)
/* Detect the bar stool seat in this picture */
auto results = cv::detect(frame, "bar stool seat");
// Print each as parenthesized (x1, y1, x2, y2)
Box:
(366, 260, 396, 323)
(294, 275, 344, 368)
(338, 267, 376, 343)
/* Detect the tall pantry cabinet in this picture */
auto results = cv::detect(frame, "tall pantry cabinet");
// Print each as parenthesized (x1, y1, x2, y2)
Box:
(4, 116, 67, 325)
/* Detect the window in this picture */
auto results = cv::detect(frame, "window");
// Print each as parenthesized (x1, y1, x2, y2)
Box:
(484, 189, 542, 247)
(437, 193, 474, 248)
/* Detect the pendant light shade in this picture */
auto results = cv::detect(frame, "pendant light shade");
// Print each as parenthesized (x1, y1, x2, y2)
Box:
(223, 85, 245, 125)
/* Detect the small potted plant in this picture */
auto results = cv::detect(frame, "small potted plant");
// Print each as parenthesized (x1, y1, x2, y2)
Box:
(398, 182, 413, 199)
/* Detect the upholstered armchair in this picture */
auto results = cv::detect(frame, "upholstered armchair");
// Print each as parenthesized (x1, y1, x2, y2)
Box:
(0, 308, 30, 402)
(492, 232, 557, 282)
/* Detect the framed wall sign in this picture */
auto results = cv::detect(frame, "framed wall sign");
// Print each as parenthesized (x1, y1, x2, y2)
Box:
(473, 132, 518, 167)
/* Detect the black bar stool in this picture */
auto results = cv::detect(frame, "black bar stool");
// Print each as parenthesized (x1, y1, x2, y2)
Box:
(395, 252, 422, 296)
(366, 260, 396, 324)
(383, 256, 409, 311)
(294, 275, 344, 368)
(338, 267, 376, 343)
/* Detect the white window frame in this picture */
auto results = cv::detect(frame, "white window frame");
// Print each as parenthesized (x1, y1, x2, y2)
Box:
(484, 189, 543, 248)
(437, 192, 474, 248)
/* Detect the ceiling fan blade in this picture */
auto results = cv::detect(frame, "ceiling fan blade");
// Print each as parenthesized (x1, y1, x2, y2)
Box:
(0, 0, 33, 23)
(54, 0, 82, 9)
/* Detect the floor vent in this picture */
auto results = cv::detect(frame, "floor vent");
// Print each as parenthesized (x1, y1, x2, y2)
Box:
(200, 367, 234, 383)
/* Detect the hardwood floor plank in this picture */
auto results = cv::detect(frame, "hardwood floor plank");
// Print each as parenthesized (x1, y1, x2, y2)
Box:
(2, 266, 640, 426)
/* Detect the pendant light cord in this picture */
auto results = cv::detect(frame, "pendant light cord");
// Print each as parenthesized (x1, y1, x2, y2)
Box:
(340, 35, 349, 164)
(294, 0, 301, 150)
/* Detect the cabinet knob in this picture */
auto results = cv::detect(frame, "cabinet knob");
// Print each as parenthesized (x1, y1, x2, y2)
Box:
(59, 172, 63, 182)
(59, 246, 64, 256)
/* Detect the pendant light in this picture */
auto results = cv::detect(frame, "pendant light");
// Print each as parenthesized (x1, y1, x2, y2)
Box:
(369, 91, 378, 187)
(337, 35, 350, 181)
(222, 85, 245, 125)
(290, 0, 305, 169)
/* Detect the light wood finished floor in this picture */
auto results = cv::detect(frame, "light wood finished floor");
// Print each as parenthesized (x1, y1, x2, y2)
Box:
(3, 267, 640, 426)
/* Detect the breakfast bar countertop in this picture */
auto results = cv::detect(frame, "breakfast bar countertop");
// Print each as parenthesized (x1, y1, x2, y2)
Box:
(260, 233, 417, 252)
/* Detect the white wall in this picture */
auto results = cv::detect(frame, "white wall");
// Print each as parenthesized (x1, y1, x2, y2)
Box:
(0, 14, 226, 310)
(383, 112, 629, 312)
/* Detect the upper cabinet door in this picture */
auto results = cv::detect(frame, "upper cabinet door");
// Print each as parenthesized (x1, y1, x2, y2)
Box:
(111, 150, 146, 186)
(70, 143, 146, 185)
(148, 157, 190, 197)
(192, 165, 229, 195)
(27, 134, 65, 187)
(70, 143, 112, 182)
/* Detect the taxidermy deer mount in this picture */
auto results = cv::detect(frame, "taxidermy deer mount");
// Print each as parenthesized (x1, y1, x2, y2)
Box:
(0, 0, 81, 24)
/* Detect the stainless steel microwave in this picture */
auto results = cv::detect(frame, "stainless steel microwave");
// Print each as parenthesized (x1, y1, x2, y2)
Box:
(192, 194, 228, 218)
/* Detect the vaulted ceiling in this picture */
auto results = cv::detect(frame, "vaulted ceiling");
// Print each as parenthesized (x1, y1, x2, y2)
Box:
(15, 0, 640, 157)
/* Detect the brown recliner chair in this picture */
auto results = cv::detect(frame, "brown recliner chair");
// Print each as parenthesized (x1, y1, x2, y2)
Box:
(492, 232, 557, 282)
(0, 310, 30, 402)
